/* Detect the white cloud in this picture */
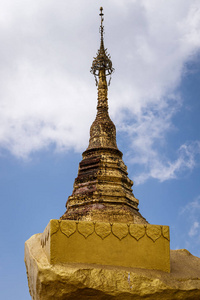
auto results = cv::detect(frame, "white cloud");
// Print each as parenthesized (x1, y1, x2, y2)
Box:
(0, 0, 200, 181)
(180, 195, 200, 215)
(131, 140, 200, 184)
(189, 221, 199, 237)
(179, 196, 200, 252)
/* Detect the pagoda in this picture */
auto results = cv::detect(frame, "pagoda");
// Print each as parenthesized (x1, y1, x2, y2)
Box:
(61, 7, 147, 224)
(25, 8, 175, 300)
(33, 8, 170, 273)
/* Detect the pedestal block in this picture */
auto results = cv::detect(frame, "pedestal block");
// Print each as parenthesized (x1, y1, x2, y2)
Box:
(41, 219, 170, 272)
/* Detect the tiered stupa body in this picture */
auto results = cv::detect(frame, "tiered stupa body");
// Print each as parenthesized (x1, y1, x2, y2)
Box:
(61, 8, 147, 224)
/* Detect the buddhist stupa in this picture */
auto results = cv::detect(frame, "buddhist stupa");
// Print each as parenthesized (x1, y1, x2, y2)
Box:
(61, 7, 147, 225)
(34, 6, 169, 273)
(24, 8, 200, 300)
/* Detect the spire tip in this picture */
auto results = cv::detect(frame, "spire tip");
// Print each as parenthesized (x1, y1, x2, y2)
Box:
(99, 7, 104, 16)
(91, 8, 114, 86)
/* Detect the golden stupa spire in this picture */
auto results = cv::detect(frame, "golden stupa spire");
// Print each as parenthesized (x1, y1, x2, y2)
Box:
(61, 8, 147, 224)
(87, 7, 117, 151)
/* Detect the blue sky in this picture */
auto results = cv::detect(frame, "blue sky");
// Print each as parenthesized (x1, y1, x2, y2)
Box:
(0, 0, 200, 299)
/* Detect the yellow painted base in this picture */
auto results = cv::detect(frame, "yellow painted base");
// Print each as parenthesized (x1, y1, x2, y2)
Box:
(25, 234, 200, 300)
(41, 220, 170, 272)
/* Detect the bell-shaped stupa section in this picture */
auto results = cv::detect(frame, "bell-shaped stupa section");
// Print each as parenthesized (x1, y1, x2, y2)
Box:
(61, 7, 147, 224)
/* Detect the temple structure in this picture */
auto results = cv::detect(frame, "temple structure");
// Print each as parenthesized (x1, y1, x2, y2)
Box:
(34, 7, 170, 273)
(26, 8, 200, 300)
(61, 7, 147, 224)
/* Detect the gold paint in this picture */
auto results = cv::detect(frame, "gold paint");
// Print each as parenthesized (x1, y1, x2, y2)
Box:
(60, 220, 76, 238)
(129, 223, 146, 241)
(162, 225, 170, 240)
(111, 222, 129, 240)
(61, 9, 147, 224)
(41, 220, 170, 272)
(146, 225, 162, 242)
(25, 234, 200, 300)
(77, 221, 94, 238)
(95, 222, 111, 239)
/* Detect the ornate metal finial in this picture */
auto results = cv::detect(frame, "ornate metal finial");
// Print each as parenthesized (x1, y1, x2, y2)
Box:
(99, 7, 104, 41)
(91, 7, 114, 86)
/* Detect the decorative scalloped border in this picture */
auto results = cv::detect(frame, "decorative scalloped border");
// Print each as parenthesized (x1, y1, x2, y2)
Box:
(41, 220, 170, 248)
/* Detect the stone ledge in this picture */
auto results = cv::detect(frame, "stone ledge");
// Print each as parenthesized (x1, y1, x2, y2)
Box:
(25, 234, 200, 300)
(40, 220, 170, 272)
